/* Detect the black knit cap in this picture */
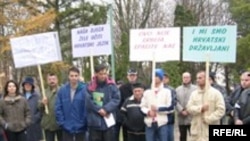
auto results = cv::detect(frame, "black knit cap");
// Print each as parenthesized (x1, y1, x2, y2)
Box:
(132, 83, 145, 90)
(94, 64, 107, 73)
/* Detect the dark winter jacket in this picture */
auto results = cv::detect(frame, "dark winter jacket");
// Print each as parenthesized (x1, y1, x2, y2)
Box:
(118, 82, 145, 122)
(225, 86, 244, 125)
(234, 88, 250, 124)
(120, 96, 145, 133)
(23, 92, 43, 141)
(119, 83, 134, 109)
(55, 82, 88, 134)
(226, 86, 244, 115)
(86, 77, 120, 130)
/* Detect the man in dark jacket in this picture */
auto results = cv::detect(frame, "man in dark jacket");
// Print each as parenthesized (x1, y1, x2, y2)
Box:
(234, 72, 250, 125)
(86, 64, 120, 141)
(55, 67, 88, 141)
(226, 72, 249, 125)
(234, 88, 250, 125)
(116, 68, 138, 141)
(120, 83, 145, 141)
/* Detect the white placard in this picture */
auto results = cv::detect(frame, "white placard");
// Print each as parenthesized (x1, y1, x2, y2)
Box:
(71, 24, 111, 58)
(130, 27, 180, 62)
(10, 32, 62, 68)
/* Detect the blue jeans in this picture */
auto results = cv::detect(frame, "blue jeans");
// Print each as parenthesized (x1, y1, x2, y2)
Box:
(166, 124, 174, 141)
(145, 123, 168, 141)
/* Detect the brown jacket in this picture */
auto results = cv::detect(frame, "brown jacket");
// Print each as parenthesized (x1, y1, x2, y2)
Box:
(0, 95, 32, 132)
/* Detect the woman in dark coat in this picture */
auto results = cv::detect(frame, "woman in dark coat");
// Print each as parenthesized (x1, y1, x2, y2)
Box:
(22, 76, 43, 141)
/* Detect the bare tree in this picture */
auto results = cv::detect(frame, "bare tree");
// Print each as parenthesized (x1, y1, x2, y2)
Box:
(113, 0, 175, 82)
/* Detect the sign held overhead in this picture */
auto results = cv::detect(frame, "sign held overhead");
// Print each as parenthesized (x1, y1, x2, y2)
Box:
(71, 24, 112, 58)
(129, 27, 180, 62)
(10, 32, 62, 68)
(183, 25, 237, 63)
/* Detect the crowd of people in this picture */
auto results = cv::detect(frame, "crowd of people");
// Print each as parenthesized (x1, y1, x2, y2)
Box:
(0, 64, 249, 141)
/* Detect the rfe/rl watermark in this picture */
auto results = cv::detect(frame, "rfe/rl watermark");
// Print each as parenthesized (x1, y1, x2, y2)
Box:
(213, 129, 247, 136)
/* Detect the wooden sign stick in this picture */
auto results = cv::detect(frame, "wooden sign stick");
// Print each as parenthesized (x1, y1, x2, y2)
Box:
(37, 64, 49, 114)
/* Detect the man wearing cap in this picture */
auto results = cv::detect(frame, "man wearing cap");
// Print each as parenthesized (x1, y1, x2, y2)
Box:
(116, 68, 138, 141)
(22, 76, 43, 141)
(140, 68, 174, 141)
(120, 83, 146, 141)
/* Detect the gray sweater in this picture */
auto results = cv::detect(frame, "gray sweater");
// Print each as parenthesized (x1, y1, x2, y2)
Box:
(176, 84, 196, 125)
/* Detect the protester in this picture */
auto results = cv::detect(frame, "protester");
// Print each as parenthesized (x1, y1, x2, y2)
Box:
(187, 71, 225, 141)
(140, 68, 174, 141)
(176, 72, 196, 141)
(121, 83, 145, 141)
(116, 68, 138, 141)
(40, 73, 62, 141)
(234, 72, 250, 125)
(55, 67, 88, 141)
(0, 80, 31, 141)
(226, 71, 249, 125)
(86, 64, 120, 141)
(22, 76, 43, 141)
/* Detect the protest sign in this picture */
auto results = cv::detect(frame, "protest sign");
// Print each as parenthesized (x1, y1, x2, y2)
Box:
(71, 24, 111, 58)
(183, 25, 237, 63)
(10, 32, 62, 68)
(130, 27, 180, 62)
(10, 31, 62, 114)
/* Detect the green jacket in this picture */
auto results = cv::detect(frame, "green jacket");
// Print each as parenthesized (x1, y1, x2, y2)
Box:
(40, 86, 60, 131)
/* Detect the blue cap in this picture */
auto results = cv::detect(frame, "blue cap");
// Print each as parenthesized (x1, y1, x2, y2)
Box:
(155, 68, 164, 80)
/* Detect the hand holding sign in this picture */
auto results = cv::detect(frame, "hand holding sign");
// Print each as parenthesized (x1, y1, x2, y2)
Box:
(10, 32, 62, 114)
